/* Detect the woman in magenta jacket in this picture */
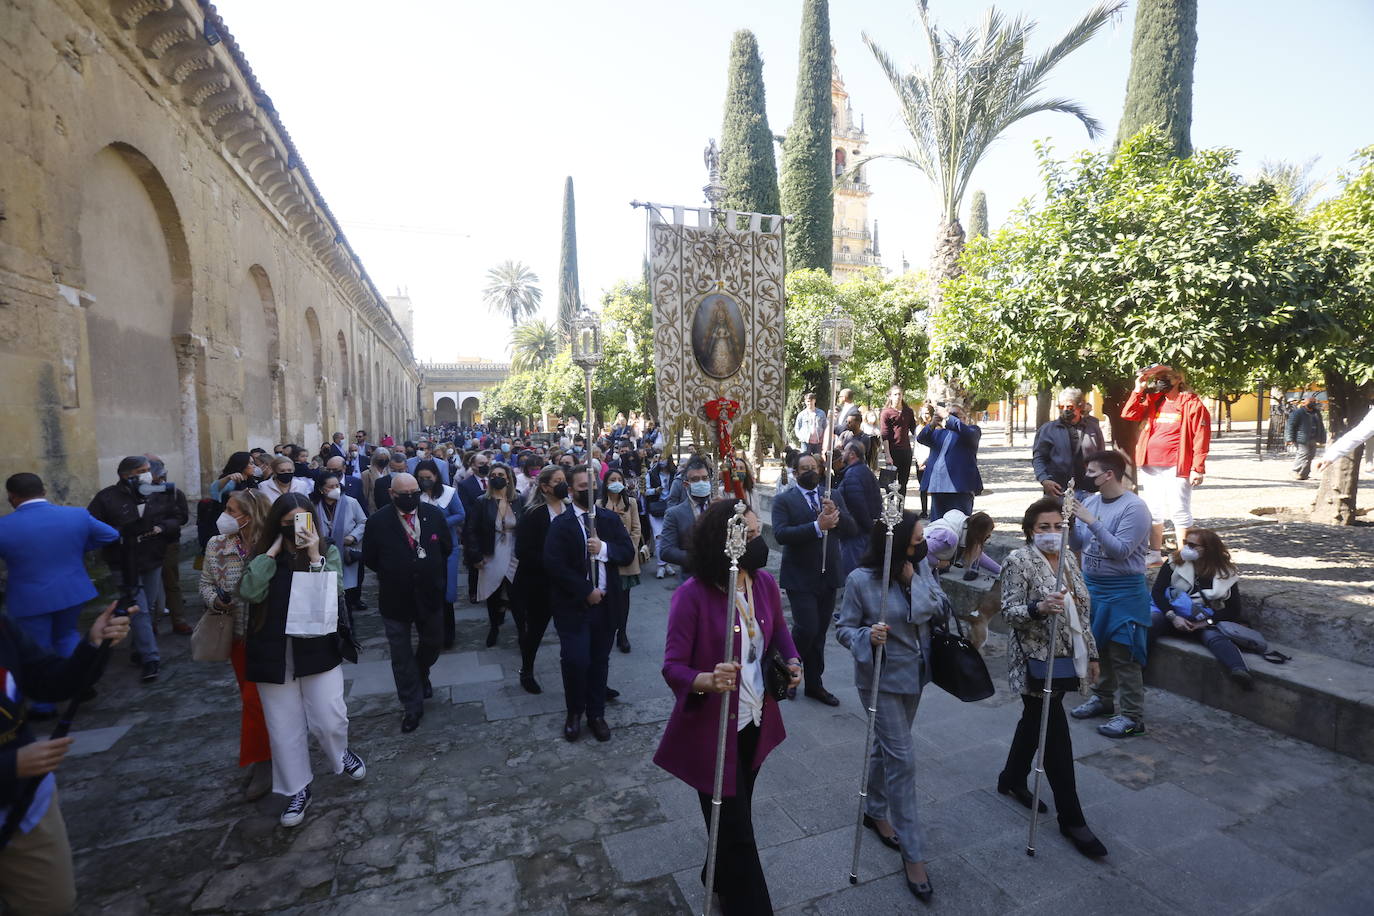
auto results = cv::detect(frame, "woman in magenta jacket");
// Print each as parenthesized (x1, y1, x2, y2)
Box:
(654, 499, 801, 914)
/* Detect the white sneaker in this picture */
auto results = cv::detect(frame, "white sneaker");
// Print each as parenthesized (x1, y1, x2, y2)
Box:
(280, 786, 311, 827)
(655, 565, 665, 579)
(342, 748, 366, 781)
(666, 565, 678, 577)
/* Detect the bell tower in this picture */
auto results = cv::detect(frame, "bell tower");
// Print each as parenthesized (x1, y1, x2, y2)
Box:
(830, 48, 881, 280)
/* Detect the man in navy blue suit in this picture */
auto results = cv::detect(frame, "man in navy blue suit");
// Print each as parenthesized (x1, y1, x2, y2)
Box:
(0, 473, 119, 715)
(544, 465, 634, 743)
(323, 455, 365, 504)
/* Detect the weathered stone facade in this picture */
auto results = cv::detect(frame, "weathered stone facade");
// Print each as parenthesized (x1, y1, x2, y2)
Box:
(419, 361, 511, 427)
(0, 0, 420, 503)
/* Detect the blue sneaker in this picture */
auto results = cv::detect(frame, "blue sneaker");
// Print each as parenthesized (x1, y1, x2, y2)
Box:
(1070, 696, 1112, 719)
(1097, 715, 1145, 738)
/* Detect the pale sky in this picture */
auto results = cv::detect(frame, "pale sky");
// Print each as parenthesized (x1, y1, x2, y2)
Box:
(221, 0, 1374, 364)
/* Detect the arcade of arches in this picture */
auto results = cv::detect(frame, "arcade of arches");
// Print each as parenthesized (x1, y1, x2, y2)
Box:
(0, 0, 420, 503)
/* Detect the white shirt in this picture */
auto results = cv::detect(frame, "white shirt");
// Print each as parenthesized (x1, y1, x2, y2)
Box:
(735, 588, 764, 730)
(573, 505, 609, 592)
(1322, 406, 1374, 463)
(797, 485, 825, 538)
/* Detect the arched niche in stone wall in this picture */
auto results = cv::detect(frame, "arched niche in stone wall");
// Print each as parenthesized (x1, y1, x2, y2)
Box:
(78, 142, 200, 487)
(336, 330, 352, 433)
(242, 265, 282, 447)
(303, 307, 324, 448)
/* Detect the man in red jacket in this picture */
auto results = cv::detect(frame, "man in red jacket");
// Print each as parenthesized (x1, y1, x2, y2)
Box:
(1121, 366, 1211, 566)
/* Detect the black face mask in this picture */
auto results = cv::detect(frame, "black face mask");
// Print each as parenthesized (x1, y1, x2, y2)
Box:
(281, 523, 297, 537)
(908, 541, 929, 563)
(1059, 408, 1079, 424)
(391, 492, 421, 512)
(275, 473, 294, 484)
(1149, 379, 1173, 394)
(796, 469, 820, 490)
(418, 478, 436, 492)
(475, 465, 489, 476)
(489, 477, 508, 491)
(740, 536, 769, 571)
(551, 482, 570, 501)
(374, 459, 387, 469)
(571, 489, 591, 508)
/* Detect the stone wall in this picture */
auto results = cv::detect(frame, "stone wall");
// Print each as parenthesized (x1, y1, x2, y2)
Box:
(0, 0, 420, 503)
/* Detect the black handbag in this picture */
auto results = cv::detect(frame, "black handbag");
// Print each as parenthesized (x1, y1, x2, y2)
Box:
(763, 647, 792, 702)
(929, 610, 995, 702)
(1027, 656, 1079, 693)
(335, 597, 360, 664)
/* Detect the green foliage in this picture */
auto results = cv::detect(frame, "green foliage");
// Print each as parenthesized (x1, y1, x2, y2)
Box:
(780, 0, 833, 273)
(968, 190, 989, 240)
(721, 30, 781, 224)
(1116, 0, 1196, 158)
(591, 281, 656, 416)
(508, 319, 561, 373)
(483, 260, 542, 327)
(785, 268, 929, 402)
(558, 177, 581, 342)
(935, 131, 1320, 403)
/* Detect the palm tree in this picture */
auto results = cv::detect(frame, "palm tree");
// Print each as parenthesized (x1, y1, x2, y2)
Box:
(1258, 158, 1327, 213)
(509, 319, 561, 373)
(861, 0, 1122, 396)
(483, 260, 543, 327)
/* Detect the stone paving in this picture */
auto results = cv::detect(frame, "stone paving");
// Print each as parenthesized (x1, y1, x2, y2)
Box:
(54, 527, 1374, 914)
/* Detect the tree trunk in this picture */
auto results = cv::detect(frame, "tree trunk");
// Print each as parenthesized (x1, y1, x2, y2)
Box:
(1100, 378, 1140, 473)
(1311, 449, 1362, 525)
(1035, 385, 1051, 428)
(926, 218, 968, 407)
(1003, 393, 1013, 446)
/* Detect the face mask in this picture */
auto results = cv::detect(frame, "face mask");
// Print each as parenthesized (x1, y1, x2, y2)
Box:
(251, 466, 263, 478)
(551, 482, 570, 501)
(135, 471, 153, 486)
(281, 522, 297, 537)
(374, 458, 387, 469)
(796, 470, 820, 490)
(275, 472, 294, 484)
(489, 477, 508, 491)
(572, 489, 591, 508)
(908, 541, 929, 563)
(392, 492, 421, 512)
(740, 536, 769, 571)
(475, 465, 489, 476)
(417, 450, 429, 459)
(324, 489, 340, 501)
(1059, 408, 1079, 424)
(1149, 379, 1173, 393)
(138, 482, 167, 497)
(1033, 532, 1062, 554)
(418, 478, 436, 492)
(501, 444, 511, 453)
(1179, 545, 1201, 563)
(607, 481, 625, 494)
(216, 512, 240, 536)
(688, 480, 712, 499)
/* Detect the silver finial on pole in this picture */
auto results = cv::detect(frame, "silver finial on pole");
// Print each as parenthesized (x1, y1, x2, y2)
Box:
(817, 306, 855, 573)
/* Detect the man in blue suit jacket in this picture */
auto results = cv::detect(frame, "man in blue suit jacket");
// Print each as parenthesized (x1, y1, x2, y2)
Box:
(406, 439, 450, 485)
(322, 456, 365, 504)
(544, 465, 634, 743)
(771, 452, 857, 705)
(916, 405, 984, 520)
(0, 473, 119, 713)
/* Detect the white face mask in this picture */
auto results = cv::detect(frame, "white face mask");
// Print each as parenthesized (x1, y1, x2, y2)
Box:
(1179, 546, 1201, 563)
(137, 471, 153, 486)
(324, 488, 340, 501)
(1033, 532, 1062, 554)
(216, 512, 240, 536)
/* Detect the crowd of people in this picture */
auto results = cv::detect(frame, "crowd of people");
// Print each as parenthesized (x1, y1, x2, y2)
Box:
(1, 364, 1371, 912)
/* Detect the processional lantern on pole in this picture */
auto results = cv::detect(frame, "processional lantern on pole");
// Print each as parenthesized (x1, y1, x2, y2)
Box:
(817, 305, 854, 574)
(571, 307, 604, 541)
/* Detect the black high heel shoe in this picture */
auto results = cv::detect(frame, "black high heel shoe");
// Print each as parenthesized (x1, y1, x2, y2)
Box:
(905, 871, 933, 903)
(997, 779, 1048, 813)
(1059, 821, 1109, 858)
(862, 814, 901, 851)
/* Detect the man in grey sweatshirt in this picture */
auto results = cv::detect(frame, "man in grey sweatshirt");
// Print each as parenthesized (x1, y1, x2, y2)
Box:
(1068, 450, 1153, 737)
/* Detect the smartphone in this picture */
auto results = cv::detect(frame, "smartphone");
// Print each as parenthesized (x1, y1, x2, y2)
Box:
(293, 511, 314, 548)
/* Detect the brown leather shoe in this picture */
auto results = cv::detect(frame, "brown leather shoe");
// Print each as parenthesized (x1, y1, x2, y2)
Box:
(563, 713, 582, 742)
(588, 717, 611, 742)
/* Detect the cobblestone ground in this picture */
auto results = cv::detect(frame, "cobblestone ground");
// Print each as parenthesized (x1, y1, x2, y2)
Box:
(54, 425, 1374, 913)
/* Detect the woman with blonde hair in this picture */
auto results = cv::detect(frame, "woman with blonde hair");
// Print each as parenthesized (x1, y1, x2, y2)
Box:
(199, 488, 274, 801)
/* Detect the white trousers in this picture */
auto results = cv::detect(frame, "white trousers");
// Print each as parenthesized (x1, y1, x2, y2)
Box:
(257, 657, 349, 797)
(1139, 465, 1193, 529)
(649, 515, 665, 565)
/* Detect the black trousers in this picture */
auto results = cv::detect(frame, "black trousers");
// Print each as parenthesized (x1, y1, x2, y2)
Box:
(696, 724, 772, 915)
(1001, 692, 1085, 827)
(344, 585, 362, 610)
(467, 565, 479, 601)
(785, 586, 836, 691)
(486, 580, 524, 632)
(518, 595, 553, 674)
(611, 584, 632, 638)
(890, 445, 914, 495)
(553, 604, 613, 718)
(382, 611, 442, 717)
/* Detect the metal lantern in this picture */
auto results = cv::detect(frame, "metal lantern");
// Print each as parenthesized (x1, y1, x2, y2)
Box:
(818, 306, 855, 366)
(570, 308, 604, 369)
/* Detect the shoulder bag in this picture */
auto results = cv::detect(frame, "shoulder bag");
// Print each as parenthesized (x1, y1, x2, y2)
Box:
(929, 608, 995, 702)
(190, 608, 233, 662)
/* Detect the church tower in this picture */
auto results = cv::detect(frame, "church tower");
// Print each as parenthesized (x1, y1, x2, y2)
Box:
(830, 49, 881, 280)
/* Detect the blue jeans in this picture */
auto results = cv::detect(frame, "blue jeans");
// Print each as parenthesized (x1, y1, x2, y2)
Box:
(13, 605, 84, 712)
(1148, 611, 1246, 672)
(929, 492, 974, 520)
(128, 568, 164, 663)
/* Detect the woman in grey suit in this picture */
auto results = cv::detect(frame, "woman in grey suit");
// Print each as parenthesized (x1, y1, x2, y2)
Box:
(835, 511, 944, 903)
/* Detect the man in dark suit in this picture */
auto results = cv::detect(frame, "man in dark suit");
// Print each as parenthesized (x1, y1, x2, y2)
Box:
(835, 441, 882, 576)
(456, 452, 492, 603)
(328, 432, 349, 462)
(361, 473, 453, 733)
(544, 465, 634, 743)
(771, 451, 857, 706)
(658, 456, 712, 574)
(323, 456, 365, 504)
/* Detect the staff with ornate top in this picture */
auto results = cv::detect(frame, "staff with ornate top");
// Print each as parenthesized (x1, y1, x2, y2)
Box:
(817, 307, 854, 573)
(570, 308, 604, 561)
(848, 481, 906, 885)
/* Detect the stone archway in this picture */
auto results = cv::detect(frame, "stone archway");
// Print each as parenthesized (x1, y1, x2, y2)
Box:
(460, 396, 480, 426)
(435, 396, 458, 425)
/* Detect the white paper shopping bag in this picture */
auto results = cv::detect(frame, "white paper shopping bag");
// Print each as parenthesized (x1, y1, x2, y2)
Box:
(285, 570, 338, 637)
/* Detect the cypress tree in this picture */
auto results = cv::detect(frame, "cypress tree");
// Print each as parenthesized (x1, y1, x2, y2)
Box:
(1116, 0, 1197, 157)
(721, 30, 782, 226)
(968, 190, 988, 240)
(780, 0, 833, 273)
(557, 176, 580, 343)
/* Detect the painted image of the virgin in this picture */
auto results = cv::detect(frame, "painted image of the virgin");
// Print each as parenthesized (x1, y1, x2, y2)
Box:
(691, 292, 746, 379)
